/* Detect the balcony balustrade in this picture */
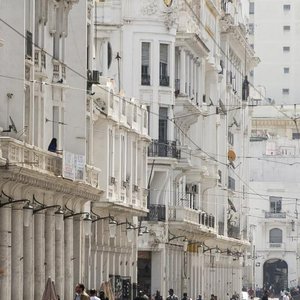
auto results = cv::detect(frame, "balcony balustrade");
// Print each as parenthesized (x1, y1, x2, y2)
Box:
(0, 137, 62, 176)
(169, 205, 215, 229)
(148, 140, 181, 159)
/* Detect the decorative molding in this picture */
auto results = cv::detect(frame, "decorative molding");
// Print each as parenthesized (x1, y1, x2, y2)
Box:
(141, 0, 159, 16)
(162, 5, 178, 30)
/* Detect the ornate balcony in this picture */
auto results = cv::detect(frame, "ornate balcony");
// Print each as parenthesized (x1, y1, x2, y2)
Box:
(0, 137, 62, 176)
(265, 212, 286, 218)
(169, 205, 216, 231)
(85, 165, 101, 189)
(148, 140, 181, 159)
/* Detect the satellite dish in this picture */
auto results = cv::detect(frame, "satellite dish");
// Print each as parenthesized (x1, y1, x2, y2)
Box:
(228, 149, 236, 162)
(9, 117, 17, 133)
(2, 116, 18, 133)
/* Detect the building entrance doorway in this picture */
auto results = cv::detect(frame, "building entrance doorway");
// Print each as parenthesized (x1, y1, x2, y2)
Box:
(137, 251, 151, 297)
(263, 259, 288, 294)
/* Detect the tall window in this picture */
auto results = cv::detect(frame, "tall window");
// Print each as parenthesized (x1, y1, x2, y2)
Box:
(141, 42, 151, 85)
(108, 129, 113, 179)
(283, 4, 291, 11)
(121, 135, 125, 183)
(282, 88, 289, 95)
(159, 44, 169, 86)
(249, 2, 254, 14)
(283, 46, 290, 52)
(270, 196, 282, 213)
(159, 107, 168, 142)
(269, 228, 282, 243)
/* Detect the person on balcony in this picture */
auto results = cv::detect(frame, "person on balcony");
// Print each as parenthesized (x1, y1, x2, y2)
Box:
(48, 138, 57, 153)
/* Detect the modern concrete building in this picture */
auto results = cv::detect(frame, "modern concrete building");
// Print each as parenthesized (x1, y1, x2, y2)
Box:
(248, 105, 300, 291)
(248, 0, 300, 104)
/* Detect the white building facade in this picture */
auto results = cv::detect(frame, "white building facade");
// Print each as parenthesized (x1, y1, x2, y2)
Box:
(248, 105, 300, 292)
(0, 1, 149, 300)
(94, 0, 257, 299)
(248, 0, 300, 104)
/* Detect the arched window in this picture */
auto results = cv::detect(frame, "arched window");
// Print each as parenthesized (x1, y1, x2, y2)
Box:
(269, 228, 282, 243)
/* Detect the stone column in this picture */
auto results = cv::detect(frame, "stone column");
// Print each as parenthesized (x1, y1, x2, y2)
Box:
(55, 213, 64, 298)
(45, 210, 55, 279)
(0, 207, 11, 299)
(64, 217, 74, 300)
(34, 212, 45, 300)
(191, 58, 195, 97)
(179, 48, 186, 94)
(23, 209, 34, 300)
(186, 52, 190, 96)
(11, 206, 24, 300)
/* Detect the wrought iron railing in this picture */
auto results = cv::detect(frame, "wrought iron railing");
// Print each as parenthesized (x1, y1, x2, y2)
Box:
(148, 140, 181, 159)
(160, 75, 169, 87)
(141, 74, 150, 86)
(144, 204, 166, 221)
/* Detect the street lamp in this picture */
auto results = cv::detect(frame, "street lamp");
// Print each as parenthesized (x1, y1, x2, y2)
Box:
(0, 191, 33, 227)
(91, 209, 118, 238)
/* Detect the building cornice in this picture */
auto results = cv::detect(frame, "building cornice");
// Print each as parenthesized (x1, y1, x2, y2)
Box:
(0, 168, 102, 202)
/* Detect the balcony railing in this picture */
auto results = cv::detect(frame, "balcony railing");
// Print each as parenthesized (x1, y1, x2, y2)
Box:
(85, 165, 101, 189)
(148, 140, 181, 159)
(169, 206, 215, 229)
(0, 137, 62, 176)
(160, 75, 169, 87)
(143, 204, 166, 221)
(265, 212, 287, 218)
(141, 74, 150, 86)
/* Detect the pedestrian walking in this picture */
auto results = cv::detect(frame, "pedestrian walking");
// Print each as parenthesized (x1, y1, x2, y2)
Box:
(90, 289, 100, 300)
(182, 292, 192, 300)
(167, 289, 179, 300)
(75, 283, 90, 300)
(196, 294, 202, 300)
(262, 290, 268, 300)
(99, 291, 109, 300)
(155, 290, 163, 300)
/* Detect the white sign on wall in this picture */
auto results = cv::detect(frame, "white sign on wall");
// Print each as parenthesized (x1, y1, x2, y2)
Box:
(63, 151, 85, 181)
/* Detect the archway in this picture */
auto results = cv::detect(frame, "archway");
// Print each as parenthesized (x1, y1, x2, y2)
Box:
(263, 259, 288, 294)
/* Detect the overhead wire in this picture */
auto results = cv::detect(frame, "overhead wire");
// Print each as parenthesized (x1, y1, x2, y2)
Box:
(0, 12, 296, 200)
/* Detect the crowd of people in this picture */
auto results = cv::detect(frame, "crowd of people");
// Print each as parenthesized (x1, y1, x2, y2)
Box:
(73, 283, 300, 300)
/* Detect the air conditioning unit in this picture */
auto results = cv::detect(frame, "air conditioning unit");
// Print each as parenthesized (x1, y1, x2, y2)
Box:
(133, 185, 140, 192)
(92, 70, 101, 84)
(110, 176, 116, 185)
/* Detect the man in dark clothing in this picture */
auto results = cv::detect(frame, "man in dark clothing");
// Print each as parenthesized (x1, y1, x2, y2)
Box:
(167, 289, 179, 300)
(155, 291, 163, 300)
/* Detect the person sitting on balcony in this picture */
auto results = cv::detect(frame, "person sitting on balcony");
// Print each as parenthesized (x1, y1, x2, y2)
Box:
(48, 138, 57, 153)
